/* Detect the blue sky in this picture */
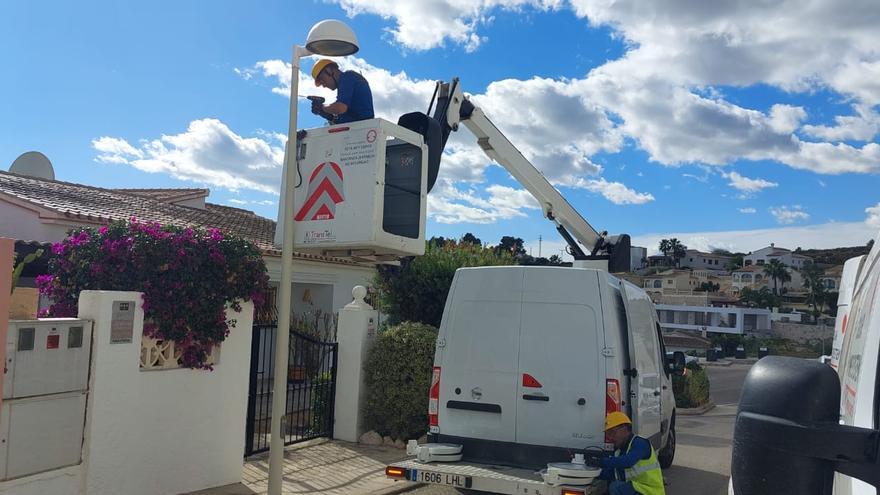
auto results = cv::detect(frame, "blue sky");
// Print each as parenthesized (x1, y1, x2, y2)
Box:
(3, 1, 879, 257)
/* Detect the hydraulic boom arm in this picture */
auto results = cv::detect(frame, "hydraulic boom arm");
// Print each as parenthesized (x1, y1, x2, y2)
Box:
(421, 78, 630, 269)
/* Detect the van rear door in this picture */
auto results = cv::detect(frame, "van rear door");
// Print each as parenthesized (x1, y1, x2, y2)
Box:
(436, 267, 524, 443)
(515, 268, 606, 449)
(619, 280, 662, 445)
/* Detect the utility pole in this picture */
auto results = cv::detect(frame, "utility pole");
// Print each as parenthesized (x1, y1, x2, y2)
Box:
(539, 235, 542, 257)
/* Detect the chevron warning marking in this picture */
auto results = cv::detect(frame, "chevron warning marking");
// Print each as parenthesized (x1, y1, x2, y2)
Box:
(295, 162, 344, 221)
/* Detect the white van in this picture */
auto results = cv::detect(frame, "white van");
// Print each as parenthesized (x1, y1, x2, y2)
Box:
(730, 231, 880, 494)
(388, 266, 681, 494)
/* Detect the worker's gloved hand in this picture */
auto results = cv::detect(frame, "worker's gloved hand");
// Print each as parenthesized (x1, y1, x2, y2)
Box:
(583, 451, 605, 468)
(310, 99, 323, 115)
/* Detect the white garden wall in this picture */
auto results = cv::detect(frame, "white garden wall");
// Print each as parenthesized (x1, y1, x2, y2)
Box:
(0, 290, 253, 495)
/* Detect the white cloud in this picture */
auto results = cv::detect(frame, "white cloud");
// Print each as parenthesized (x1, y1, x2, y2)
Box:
(426, 180, 541, 224)
(569, 177, 654, 205)
(802, 104, 880, 142)
(739, 207, 757, 214)
(723, 171, 778, 194)
(329, 1, 880, 176)
(866, 202, 880, 229)
(92, 119, 284, 195)
(239, 57, 650, 206)
(93, 137, 144, 164)
(332, 0, 563, 52)
(769, 104, 808, 134)
(769, 205, 810, 225)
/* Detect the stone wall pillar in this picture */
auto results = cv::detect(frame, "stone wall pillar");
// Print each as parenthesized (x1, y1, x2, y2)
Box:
(333, 286, 379, 442)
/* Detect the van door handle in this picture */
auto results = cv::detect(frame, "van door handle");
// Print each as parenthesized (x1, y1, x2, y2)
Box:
(522, 394, 549, 402)
(653, 390, 661, 396)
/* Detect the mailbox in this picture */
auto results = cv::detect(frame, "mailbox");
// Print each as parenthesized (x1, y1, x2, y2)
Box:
(1, 319, 92, 480)
(275, 118, 428, 260)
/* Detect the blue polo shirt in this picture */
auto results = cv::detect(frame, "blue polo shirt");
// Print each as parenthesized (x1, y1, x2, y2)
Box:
(335, 70, 374, 123)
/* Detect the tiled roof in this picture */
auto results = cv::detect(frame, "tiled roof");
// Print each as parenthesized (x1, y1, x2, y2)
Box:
(0, 170, 357, 265)
(114, 188, 209, 202)
(734, 265, 766, 273)
(662, 331, 712, 349)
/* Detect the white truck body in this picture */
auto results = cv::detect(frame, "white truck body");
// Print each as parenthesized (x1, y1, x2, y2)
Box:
(832, 233, 880, 495)
(730, 229, 880, 495)
(388, 266, 677, 494)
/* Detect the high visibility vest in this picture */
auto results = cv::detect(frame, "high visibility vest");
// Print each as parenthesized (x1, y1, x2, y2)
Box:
(616, 436, 665, 495)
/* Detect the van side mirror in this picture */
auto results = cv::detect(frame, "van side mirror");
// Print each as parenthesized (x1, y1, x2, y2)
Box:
(731, 356, 880, 494)
(666, 351, 686, 374)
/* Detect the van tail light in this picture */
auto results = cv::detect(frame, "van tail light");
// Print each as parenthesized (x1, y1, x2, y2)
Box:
(429, 367, 441, 427)
(605, 378, 622, 445)
(606, 378, 621, 413)
(385, 466, 406, 479)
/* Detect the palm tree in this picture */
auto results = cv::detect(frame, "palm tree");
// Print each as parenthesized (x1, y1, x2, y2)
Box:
(801, 264, 827, 320)
(763, 259, 790, 295)
(659, 239, 671, 265)
(671, 242, 687, 268)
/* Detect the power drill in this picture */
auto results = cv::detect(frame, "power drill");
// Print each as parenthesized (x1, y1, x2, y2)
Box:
(307, 95, 336, 124)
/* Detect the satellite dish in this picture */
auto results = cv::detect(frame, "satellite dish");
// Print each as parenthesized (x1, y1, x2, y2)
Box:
(10, 151, 55, 180)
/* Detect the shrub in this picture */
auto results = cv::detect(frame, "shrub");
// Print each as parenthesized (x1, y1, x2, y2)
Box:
(310, 371, 334, 434)
(672, 361, 711, 408)
(363, 321, 438, 440)
(374, 241, 514, 327)
(37, 218, 269, 369)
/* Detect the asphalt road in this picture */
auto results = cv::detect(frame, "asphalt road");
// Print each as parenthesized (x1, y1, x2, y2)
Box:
(404, 362, 752, 495)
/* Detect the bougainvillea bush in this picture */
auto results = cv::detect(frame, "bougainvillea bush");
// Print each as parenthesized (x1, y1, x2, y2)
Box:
(37, 218, 269, 369)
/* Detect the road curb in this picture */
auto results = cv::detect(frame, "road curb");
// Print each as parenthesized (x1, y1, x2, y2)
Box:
(703, 360, 733, 367)
(678, 401, 716, 415)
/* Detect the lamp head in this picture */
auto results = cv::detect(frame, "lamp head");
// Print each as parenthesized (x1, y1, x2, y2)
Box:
(306, 19, 359, 56)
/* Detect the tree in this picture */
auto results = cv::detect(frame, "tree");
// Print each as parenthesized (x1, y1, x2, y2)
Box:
(763, 259, 790, 295)
(868, 239, 875, 252)
(671, 239, 687, 268)
(460, 233, 482, 246)
(696, 281, 720, 292)
(739, 287, 779, 309)
(427, 236, 450, 248)
(374, 242, 515, 327)
(495, 236, 526, 257)
(548, 254, 564, 266)
(801, 263, 828, 320)
(659, 239, 672, 264)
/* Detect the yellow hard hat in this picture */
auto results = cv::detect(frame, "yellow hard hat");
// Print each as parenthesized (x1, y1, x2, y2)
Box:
(604, 411, 632, 431)
(311, 59, 337, 84)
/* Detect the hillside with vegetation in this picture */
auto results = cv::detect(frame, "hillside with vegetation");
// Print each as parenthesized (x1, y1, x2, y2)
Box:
(795, 241, 872, 266)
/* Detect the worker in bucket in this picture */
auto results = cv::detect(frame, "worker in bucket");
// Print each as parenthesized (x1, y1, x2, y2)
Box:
(591, 412, 665, 495)
(310, 59, 374, 124)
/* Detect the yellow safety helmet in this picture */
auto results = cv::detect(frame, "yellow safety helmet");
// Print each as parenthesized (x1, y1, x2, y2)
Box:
(604, 411, 632, 431)
(311, 59, 338, 84)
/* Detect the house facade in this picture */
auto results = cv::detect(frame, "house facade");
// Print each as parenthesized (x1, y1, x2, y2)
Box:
(643, 269, 706, 294)
(743, 243, 812, 269)
(679, 249, 733, 271)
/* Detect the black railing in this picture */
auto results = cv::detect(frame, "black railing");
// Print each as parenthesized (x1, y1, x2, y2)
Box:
(244, 323, 338, 456)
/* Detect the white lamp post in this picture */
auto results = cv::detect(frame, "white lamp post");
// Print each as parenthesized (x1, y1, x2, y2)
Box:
(270, 19, 359, 495)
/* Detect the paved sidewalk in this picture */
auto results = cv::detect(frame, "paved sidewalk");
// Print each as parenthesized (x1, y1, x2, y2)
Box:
(190, 439, 421, 495)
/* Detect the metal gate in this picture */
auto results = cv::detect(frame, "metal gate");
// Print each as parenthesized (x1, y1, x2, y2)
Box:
(244, 323, 338, 456)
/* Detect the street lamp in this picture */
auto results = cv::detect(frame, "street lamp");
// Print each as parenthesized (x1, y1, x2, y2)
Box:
(269, 19, 359, 495)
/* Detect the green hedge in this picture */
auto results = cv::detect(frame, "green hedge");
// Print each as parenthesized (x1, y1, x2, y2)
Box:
(672, 362, 711, 408)
(363, 322, 439, 440)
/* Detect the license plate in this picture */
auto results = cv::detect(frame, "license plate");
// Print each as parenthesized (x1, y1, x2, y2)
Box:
(410, 468, 471, 488)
